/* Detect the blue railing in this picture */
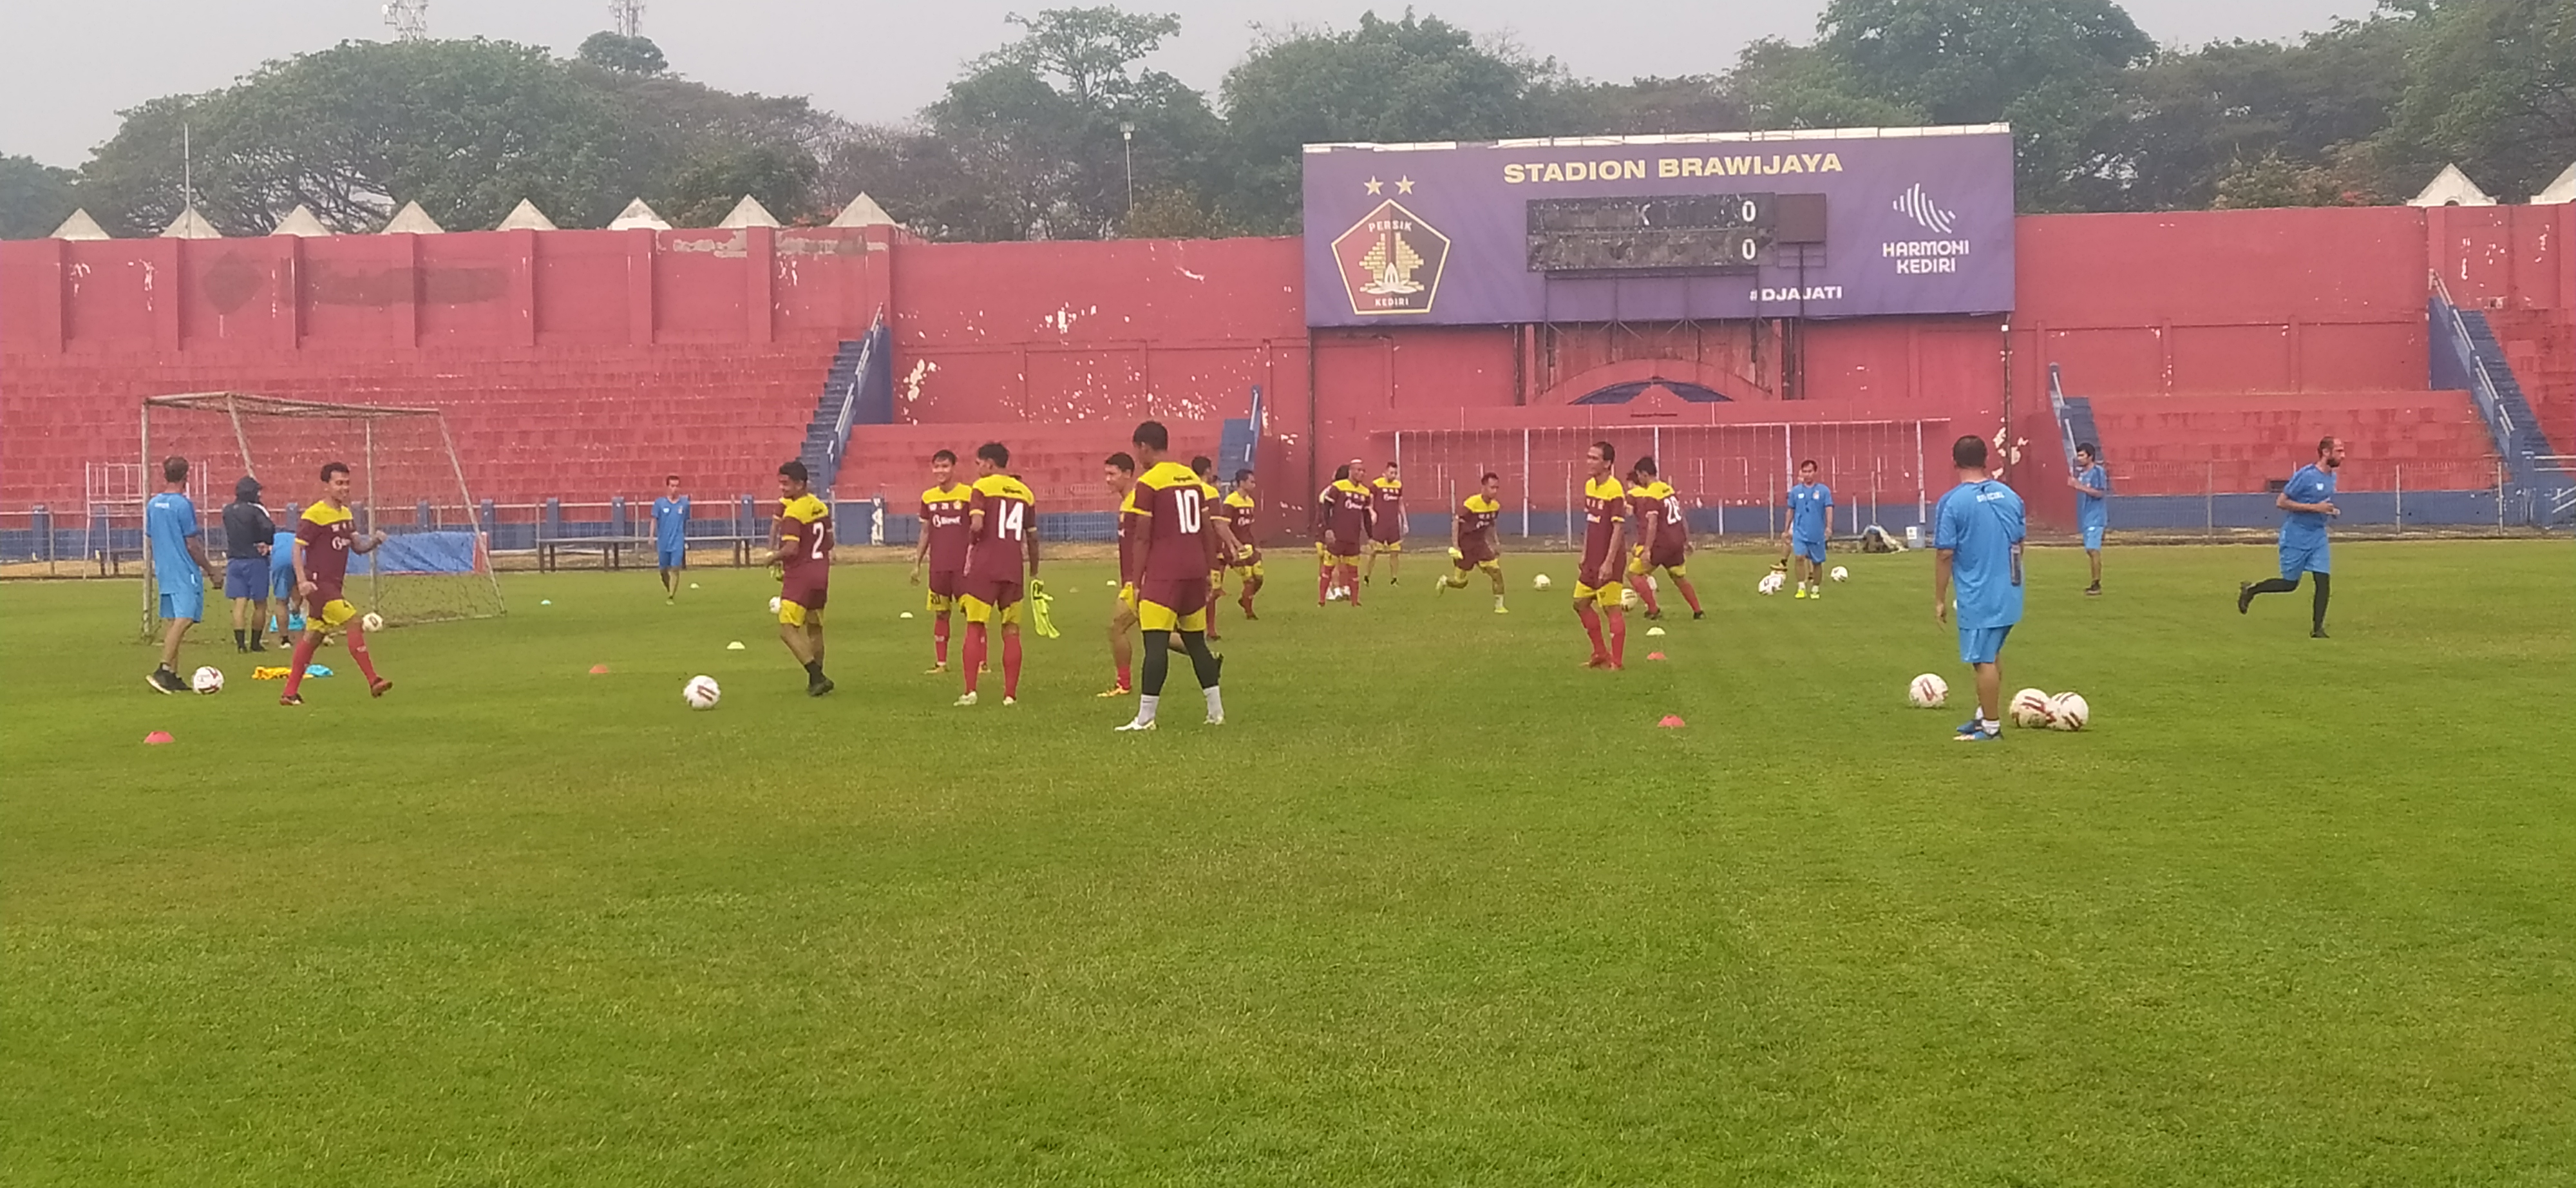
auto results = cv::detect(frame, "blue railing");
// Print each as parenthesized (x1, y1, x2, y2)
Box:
(2429, 274, 2530, 476)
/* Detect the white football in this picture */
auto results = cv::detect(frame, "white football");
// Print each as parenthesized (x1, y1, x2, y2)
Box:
(1620, 586, 1641, 609)
(2010, 687, 2055, 729)
(2048, 691, 2090, 731)
(1531, 573, 1553, 591)
(766, 596, 782, 615)
(1908, 673, 1949, 708)
(189, 666, 225, 695)
(360, 611, 384, 632)
(1830, 565, 1850, 582)
(1757, 571, 1784, 595)
(683, 675, 722, 710)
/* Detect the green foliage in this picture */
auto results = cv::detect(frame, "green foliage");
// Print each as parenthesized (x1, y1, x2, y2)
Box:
(1217, 13, 1553, 232)
(5, 542, 2573, 1181)
(0, 154, 80, 239)
(2380, 0, 2576, 200)
(576, 32, 667, 75)
(2210, 150, 2372, 209)
(2113, 21, 2414, 211)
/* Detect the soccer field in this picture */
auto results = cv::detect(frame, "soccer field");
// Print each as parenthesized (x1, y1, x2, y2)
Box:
(4, 539, 2570, 1185)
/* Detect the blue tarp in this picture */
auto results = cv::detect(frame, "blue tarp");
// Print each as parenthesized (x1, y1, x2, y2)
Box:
(350, 530, 480, 575)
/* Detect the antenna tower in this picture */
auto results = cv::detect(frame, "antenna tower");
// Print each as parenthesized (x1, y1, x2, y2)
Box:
(611, 0, 645, 37)
(381, 0, 429, 40)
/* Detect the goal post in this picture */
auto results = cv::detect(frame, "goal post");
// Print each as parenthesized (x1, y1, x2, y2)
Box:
(139, 392, 504, 637)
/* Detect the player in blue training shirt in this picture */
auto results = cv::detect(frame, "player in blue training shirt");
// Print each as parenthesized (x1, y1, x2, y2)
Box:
(1933, 435, 2025, 742)
(651, 473, 690, 603)
(2067, 442, 2109, 596)
(269, 522, 303, 646)
(2239, 436, 2343, 637)
(144, 455, 220, 694)
(1781, 459, 1833, 599)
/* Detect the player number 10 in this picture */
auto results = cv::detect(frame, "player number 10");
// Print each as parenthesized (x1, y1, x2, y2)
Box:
(1175, 488, 1202, 533)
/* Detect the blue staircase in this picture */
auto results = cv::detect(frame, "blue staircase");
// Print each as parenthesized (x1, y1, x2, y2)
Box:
(2457, 309, 2546, 486)
(797, 315, 892, 497)
(2045, 364, 2104, 475)
(1215, 385, 1264, 481)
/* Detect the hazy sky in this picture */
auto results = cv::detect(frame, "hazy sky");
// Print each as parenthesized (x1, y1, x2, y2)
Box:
(2, 0, 2385, 168)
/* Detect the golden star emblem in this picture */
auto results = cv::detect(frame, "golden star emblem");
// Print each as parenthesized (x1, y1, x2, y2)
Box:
(1364, 177, 1384, 195)
(1395, 176, 1416, 194)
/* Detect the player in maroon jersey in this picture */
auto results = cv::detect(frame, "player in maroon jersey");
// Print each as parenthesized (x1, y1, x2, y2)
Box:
(279, 461, 392, 705)
(1363, 459, 1405, 585)
(1312, 468, 1342, 604)
(1115, 420, 1226, 731)
(1573, 441, 1631, 669)
(909, 448, 972, 674)
(1189, 455, 1245, 640)
(1101, 452, 1141, 697)
(1624, 455, 1705, 620)
(957, 442, 1039, 706)
(770, 459, 835, 696)
(1321, 460, 1372, 606)
(1439, 471, 1510, 612)
(1218, 469, 1264, 618)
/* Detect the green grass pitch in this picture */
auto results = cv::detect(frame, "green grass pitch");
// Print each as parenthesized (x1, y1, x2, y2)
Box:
(3, 539, 2570, 1185)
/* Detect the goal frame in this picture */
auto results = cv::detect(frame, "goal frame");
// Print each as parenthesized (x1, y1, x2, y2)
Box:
(138, 391, 502, 637)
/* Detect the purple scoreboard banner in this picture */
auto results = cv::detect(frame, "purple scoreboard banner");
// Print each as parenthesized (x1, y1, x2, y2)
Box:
(1301, 125, 2016, 327)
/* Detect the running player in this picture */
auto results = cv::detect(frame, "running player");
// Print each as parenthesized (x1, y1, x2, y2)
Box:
(1313, 467, 1344, 602)
(1364, 460, 1404, 584)
(1439, 471, 1508, 613)
(911, 449, 972, 673)
(1102, 452, 1140, 696)
(769, 460, 835, 697)
(1321, 462, 1372, 605)
(1783, 459, 1833, 599)
(651, 474, 689, 602)
(2238, 435, 2343, 638)
(1624, 457, 1705, 620)
(1218, 469, 1264, 618)
(958, 442, 1039, 706)
(279, 461, 393, 705)
(1933, 436, 2025, 742)
(1573, 441, 1630, 669)
(1115, 420, 1225, 731)
(2068, 443, 2108, 595)
(144, 456, 220, 693)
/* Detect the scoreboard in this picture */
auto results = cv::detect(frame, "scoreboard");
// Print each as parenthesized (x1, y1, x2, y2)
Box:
(1525, 193, 1827, 274)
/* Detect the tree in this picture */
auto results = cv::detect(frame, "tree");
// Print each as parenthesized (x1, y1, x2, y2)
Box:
(2378, 0, 2576, 200)
(1531, 75, 1750, 137)
(1218, 13, 1553, 232)
(1721, 38, 1925, 131)
(1, 154, 81, 239)
(2111, 19, 2415, 211)
(577, 32, 667, 75)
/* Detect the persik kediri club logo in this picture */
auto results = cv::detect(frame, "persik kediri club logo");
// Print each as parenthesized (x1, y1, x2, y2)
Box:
(1331, 200, 1450, 316)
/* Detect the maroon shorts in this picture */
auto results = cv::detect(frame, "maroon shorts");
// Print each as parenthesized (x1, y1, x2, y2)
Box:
(927, 569, 961, 599)
(1648, 545, 1686, 571)
(1454, 548, 1495, 569)
(781, 573, 829, 611)
(961, 576, 1022, 610)
(1328, 542, 1363, 560)
(1140, 576, 1210, 617)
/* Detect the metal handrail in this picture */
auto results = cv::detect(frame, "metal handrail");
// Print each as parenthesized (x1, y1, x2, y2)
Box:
(2428, 271, 2524, 465)
(824, 310, 887, 484)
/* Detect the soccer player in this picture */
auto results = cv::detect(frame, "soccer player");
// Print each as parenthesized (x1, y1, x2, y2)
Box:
(269, 521, 301, 647)
(651, 474, 690, 602)
(1573, 441, 1631, 669)
(221, 475, 276, 653)
(1219, 469, 1264, 618)
(2067, 443, 2109, 595)
(144, 456, 220, 693)
(1321, 461, 1372, 605)
(280, 461, 393, 705)
(1364, 460, 1405, 584)
(768, 460, 834, 697)
(1116, 420, 1225, 731)
(1439, 471, 1509, 613)
(1625, 457, 1705, 620)
(911, 449, 972, 674)
(1102, 452, 1141, 696)
(957, 442, 1039, 706)
(1313, 468, 1343, 603)
(1783, 459, 1833, 599)
(1933, 435, 2026, 743)
(1189, 456, 1246, 640)
(2238, 436, 2344, 638)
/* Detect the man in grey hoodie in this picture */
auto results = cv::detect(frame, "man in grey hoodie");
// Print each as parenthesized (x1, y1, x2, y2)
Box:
(222, 475, 278, 653)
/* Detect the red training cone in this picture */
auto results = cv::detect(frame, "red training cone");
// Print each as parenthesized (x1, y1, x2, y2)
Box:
(1647, 651, 1667, 661)
(144, 731, 173, 745)
(589, 664, 611, 675)
(1656, 715, 1685, 729)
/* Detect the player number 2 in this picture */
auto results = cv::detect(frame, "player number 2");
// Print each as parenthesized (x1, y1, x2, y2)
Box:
(1175, 489, 1202, 533)
(811, 523, 828, 559)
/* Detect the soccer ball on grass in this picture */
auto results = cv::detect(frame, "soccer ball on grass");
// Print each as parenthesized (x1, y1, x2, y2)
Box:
(2047, 691, 2090, 731)
(682, 675, 722, 710)
(1531, 573, 1552, 591)
(767, 596, 782, 615)
(1830, 566, 1850, 582)
(2009, 687, 2055, 728)
(189, 666, 225, 695)
(1756, 571, 1785, 596)
(1907, 673, 1949, 708)
(360, 611, 385, 633)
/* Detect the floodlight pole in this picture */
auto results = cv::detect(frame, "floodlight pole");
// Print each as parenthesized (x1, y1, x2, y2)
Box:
(1121, 122, 1135, 216)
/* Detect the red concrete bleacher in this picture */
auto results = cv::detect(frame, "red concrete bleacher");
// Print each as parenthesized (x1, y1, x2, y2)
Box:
(2485, 309, 2573, 456)
(2087, 390, 2502, 494)
(0, 342, 837, 508)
